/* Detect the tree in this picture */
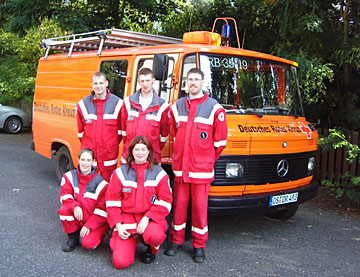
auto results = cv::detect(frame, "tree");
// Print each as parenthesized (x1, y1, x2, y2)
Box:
(161, 0, 360, 130)
(1, 0, 360, 132)
(0, 0, 181, 105)
(0, 19, 64, 104)
(0, 0, 181, 34)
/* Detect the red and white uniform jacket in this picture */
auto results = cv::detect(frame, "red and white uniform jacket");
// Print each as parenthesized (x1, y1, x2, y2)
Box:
(120, 90, 169, 163)
(77, 90, 123, 170)
(170, 93, 228, 184)
(106, 162, 172, 230)
(59, 168, 108, 230)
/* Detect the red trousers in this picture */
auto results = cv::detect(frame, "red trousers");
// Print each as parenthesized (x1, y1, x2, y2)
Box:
(110, 213, 168, 269)
(170, 180, 210, 248)
(98, 165, 116, 182)
(58, 205, 108, 250)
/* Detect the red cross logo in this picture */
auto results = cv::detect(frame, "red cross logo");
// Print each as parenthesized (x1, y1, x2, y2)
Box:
(299, 122, 312, 139)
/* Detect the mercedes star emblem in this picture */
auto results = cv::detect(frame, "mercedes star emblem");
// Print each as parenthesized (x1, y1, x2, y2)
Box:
(277, 159, 289, 177)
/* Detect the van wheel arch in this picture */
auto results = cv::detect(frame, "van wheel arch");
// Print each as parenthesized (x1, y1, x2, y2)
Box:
(52, 144, 75, 183)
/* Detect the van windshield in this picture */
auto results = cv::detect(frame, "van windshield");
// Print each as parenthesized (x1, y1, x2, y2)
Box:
(182, 54, 304, 117)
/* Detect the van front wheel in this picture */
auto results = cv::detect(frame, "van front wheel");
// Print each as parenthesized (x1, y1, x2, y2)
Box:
(265, 205, 299, 220)
(53, 146, 74, 183)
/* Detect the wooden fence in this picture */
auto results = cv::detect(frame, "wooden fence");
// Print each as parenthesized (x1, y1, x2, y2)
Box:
(11, 101, 32, 114)
(316, 129, 360, 184)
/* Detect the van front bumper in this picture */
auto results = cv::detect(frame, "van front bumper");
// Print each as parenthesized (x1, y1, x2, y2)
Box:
(208, 180, 318, 215)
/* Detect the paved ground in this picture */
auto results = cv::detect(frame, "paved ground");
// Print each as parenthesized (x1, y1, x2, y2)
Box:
(0, 130, 359, 276)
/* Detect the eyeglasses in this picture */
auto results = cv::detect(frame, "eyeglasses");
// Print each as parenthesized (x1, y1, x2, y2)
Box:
(187, 78, 202, 83)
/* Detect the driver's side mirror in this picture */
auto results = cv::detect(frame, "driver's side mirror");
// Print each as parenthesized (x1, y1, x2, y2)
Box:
(153, 54, 169, 81)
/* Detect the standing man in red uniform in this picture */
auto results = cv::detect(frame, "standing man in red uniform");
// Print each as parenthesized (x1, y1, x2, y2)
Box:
(77, 72, 123, 181)
(119, 68, 169, 164)
(165, 68, 228, 263)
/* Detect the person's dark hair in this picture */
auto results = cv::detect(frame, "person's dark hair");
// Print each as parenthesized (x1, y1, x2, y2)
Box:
(92, 72, 107, 81)
(126, 135, 157, 171)
(138, 68, 154, 78)
(78, 148, 95, 160)
(187, 68, 204, 80)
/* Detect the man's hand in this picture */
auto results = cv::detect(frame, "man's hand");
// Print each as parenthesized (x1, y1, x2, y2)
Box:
(80, 226, 90, 238)
(74, 206, 83, 221)
(136, 216, 149, 235)
(116, 223, 130, 240)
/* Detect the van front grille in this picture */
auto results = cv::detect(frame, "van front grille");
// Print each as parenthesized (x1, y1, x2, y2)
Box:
(212, 151, 316, 186)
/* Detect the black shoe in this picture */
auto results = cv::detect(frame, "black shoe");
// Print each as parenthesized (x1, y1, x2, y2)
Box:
(143, 247, 156, 264)
(62, 231, 79, 252)
(192, 247, 206, 263)
(164, 242, 181, 256)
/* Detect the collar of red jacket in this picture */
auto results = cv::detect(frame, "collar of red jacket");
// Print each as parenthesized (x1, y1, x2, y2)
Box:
(77, 166, 98, 180)
(186, 91, 209, 106)
(90, 88, 111, 102)
(131, 161, 149, 171)
(130, 89, 160, 112)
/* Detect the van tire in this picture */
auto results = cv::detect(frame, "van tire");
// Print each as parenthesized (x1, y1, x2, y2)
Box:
(265, 205, 299, 220)
(53, 146, 74, 183)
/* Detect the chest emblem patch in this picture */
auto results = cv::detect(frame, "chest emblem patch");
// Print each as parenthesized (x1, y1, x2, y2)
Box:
(200, 131, 208, 140)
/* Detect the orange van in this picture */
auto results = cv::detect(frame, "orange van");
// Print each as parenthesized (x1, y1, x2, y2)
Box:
(32, 18, 318, 219)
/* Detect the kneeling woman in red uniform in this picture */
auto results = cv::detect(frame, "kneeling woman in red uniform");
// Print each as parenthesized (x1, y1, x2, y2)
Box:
(58, 148, 109, 252)
(106, 135, 172, 269)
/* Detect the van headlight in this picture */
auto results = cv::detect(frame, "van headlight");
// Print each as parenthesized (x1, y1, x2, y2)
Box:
(225, 163, 244, 178)
(308, 157, 315, 171)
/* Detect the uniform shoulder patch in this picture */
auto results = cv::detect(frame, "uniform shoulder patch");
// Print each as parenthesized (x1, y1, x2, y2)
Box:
(218, 112, 225, 122)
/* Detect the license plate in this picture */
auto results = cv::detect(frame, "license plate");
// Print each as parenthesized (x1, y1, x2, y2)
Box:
(269, 192, 298, 207)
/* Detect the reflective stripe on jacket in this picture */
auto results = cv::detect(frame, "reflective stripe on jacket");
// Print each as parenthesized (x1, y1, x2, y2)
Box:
(170, 93, 228, 184)
(120, 90, 169, 162)
(106, 162, 172, 229)
(77, 90, 123, 169)
(59, 167, 108, 230)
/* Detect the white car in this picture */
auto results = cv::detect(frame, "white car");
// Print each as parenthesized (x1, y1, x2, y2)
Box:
(0, 104, 32, 134)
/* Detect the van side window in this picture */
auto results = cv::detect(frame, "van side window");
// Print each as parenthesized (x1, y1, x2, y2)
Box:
(180, 54, 197, 98)
(137, 58, 175, 103)
(101, 60, 128, 99)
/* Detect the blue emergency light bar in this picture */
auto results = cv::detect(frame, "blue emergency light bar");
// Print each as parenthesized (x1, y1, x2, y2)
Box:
(222, 24, 232, 41)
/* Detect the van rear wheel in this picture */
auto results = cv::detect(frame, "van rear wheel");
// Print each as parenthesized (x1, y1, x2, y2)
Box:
(53, 146, 74, 183)
(266, 205, 299, 220)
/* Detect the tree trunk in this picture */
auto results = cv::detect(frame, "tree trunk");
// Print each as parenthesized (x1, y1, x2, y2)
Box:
(114, 0, 126, 29)
(110, 0, 123, 29)
(343, 0, 351, 90)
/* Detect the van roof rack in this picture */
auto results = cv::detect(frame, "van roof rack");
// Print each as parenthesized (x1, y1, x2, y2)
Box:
(41, 28, 183, 59)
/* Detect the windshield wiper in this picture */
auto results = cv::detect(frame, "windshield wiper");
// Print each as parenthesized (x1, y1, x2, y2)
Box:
(225, 108, 263, 118)
(263, 106, 291, 114)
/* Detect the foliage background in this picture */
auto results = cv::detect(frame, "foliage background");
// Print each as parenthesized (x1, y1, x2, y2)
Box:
(0, 0, 359, 132)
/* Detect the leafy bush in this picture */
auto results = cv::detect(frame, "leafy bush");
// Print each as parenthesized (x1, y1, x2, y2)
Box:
(319, 128, 360, 163)
(0, 19, 64, 105)
(322, 173, 360, 204)
(319, 128, 360, 204)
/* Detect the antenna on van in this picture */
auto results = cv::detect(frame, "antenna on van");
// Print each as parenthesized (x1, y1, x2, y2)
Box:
(189, 12, 193, 32)
(242, 29, 246, 49)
